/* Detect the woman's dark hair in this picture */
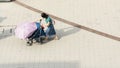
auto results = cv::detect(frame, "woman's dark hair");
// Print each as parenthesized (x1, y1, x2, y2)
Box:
(41, 13, 49, 19)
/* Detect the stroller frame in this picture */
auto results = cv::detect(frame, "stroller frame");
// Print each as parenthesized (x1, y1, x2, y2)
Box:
(27, 28, 46, 46)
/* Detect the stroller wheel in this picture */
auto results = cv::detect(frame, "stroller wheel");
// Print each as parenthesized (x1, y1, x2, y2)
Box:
(26, 40, 33, 46)
(37, 37, 43, 44)
(35, 37, 43, 44)
(40, 38, 43, 44)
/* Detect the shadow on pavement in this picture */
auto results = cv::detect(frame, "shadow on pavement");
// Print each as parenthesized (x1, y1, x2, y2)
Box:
(0, 28, 14, 40)
(0, 62, 80, 68)
(0, 17, 7, 23)
(57, 27, 80, 39)
(41, 27, 80, 44)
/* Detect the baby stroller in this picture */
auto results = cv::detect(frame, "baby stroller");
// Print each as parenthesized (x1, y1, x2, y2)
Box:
(27, 23, 46, 46)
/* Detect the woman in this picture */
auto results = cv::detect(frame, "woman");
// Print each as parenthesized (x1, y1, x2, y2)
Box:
(41, 13, 58, 40)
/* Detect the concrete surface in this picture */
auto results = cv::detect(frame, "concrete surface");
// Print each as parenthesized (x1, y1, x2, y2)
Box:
(0, 0, 120, 68)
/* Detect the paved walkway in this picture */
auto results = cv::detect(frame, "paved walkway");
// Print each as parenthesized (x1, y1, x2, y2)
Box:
(0, 0, 120, 68)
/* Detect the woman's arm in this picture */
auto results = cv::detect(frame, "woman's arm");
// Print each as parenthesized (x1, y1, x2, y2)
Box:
(46, 22, 50, 27)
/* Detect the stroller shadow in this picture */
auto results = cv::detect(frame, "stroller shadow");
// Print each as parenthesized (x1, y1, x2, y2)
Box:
(0, 17, 7, 23)
(0, 28, 14, 40)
